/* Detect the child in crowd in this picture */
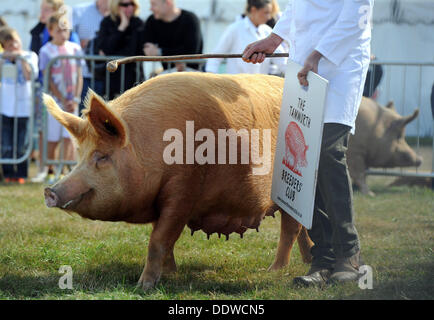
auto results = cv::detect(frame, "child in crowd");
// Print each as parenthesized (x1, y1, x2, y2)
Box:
(30, 0, 80, 182)
(0, 27, 38, 183)
(38, 14, 83, 183)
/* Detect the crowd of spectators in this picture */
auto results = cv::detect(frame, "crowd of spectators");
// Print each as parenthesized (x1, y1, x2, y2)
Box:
(0, 0, 287, 184)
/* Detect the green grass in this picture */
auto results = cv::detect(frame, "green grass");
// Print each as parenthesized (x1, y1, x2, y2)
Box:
(0, 176, 433, 300)
(406, 136, 433, 147)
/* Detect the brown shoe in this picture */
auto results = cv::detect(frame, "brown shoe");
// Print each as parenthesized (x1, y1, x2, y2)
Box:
(328, 251, 363, 284)
(293, 265, 332, 287)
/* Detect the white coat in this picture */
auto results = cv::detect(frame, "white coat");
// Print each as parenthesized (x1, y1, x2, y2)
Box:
(206, 16, 287, 75)
(273, 0, 374, 133)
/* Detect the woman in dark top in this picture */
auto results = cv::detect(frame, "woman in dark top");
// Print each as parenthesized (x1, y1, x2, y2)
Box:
(96, 0, 143, 99)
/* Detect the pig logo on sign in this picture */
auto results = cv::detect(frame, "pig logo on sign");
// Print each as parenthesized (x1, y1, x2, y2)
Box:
(283, 122, 309, 177)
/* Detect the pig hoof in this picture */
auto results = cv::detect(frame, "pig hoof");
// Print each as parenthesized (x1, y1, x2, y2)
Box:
(137, 273, 160, 291)
(137, 279, 156, 291)
(268, 261, 286, 271)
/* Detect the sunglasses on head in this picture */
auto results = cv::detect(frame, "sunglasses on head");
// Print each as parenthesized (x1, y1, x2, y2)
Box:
(119, 2, 135, 7)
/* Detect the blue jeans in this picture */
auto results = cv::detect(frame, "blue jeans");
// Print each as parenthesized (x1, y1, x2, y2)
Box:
(1, 116, 29, 179)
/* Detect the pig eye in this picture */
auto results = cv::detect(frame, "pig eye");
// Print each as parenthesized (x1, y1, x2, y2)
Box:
(94, 153, 111, 169)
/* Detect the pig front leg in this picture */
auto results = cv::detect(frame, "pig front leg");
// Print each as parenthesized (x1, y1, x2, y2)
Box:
(151, 222, 177, 275)
(348, 155, 375, 196)
(353, 169, 375, 196)
(138, 215, 187, 291)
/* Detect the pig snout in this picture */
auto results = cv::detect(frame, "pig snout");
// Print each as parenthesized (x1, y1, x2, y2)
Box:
(399, 147, 423, 168)
(45, 188, 60, 208)
(44, 177, 93, 210)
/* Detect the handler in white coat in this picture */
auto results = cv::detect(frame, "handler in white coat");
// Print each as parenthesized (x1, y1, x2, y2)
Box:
(243, 0, 374, 286)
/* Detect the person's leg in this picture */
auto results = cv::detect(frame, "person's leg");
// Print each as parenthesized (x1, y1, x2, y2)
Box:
(293, 188, 336, 286)
(308, 185, 336, 270)
(320, 123, 360, 258)
(47, 142, 58, 161)
(30, 130, 48, 182)
(47, 112, 63, 177)
(34, 87, 45, 174)
(1, 116, 14, 180)
(319, 123, 362, 283)
(15, 117, 30, 179)
(293, 129, 340, 286)
(62, 138, 74, 162)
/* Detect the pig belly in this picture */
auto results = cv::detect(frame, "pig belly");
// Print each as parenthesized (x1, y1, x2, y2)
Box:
(187, 210, 265, 239)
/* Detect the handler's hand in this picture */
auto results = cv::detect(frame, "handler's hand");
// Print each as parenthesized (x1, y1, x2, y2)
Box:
(118, 10, 130, 32)
(242, 33, 283, 64)
(298, 50, 323, 86)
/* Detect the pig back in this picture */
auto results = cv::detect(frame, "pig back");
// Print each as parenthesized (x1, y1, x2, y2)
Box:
(115, 72, 283, 167)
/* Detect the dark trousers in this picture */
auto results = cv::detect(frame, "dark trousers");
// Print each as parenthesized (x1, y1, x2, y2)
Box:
(1, 116, 29, 179)
(308, 123, 360, 268)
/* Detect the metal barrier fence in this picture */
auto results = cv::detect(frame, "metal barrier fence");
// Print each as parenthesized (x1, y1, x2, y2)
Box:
(39, 56, 433, 182)
(0, 55, 36, 172)
(364, 61, 434, 179)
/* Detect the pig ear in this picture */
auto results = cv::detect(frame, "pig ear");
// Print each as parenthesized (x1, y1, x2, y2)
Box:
(402, 108, 419, 126)
(393, 108, 419, 130)
(43, 94, 84, 139)
(385, 101, 396, 110)
(85, 90, 129, 147)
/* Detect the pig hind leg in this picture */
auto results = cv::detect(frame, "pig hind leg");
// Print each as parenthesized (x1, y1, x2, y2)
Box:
(269, 211, 303, 271)
(297, 227, 313, 263)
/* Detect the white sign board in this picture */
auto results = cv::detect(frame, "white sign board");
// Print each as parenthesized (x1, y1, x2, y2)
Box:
(271, 60, 328, 229)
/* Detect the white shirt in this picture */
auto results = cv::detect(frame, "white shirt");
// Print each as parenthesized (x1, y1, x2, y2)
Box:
(273, 0, 374, 133)
(206, 16, 287, 75)
(1, 51, 38, 117)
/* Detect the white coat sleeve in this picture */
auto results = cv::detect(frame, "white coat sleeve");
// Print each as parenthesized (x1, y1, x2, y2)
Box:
(315, 0, 373, 66)
(205, 24, 235, 74)
(271, 0, 293, 44)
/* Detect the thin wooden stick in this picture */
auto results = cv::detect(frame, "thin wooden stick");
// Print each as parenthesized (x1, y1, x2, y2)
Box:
(106, 53, 289, 73)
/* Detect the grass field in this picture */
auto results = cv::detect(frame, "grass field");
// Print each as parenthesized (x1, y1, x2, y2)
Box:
(0, 167, 433, 300)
